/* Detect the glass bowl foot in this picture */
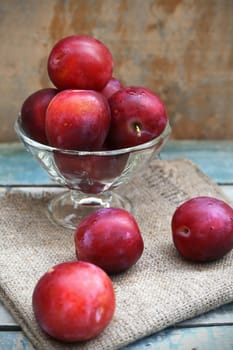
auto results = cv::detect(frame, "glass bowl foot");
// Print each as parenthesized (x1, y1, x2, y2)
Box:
(47, 190, 133, 230)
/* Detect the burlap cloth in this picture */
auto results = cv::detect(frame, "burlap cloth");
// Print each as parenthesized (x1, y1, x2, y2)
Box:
(0, 158, 233, 350)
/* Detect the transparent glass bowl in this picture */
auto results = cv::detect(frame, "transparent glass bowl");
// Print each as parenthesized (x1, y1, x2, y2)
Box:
(15, 114, 171, 229)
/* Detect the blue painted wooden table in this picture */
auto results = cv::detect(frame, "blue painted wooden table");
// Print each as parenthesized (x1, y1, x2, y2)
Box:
(0, 141, 233, 350)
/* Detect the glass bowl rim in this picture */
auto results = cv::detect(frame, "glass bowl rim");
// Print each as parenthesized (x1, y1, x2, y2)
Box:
(15, 113, 171, 156)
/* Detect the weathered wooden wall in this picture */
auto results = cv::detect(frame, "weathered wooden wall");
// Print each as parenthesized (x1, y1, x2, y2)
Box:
(0, 0, 232, 142)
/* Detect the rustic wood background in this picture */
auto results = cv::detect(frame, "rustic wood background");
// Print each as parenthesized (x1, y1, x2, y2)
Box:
(0, 0, 232, 142)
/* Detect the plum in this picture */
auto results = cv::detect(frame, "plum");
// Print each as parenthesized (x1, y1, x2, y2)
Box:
(21, 88, 58, 144)
(45, 89, 111, 150)
(101, 77, 123, 99)
(74, 207, 144, 274)
(32, 261, 115, 342)
(171, 196, 233, 262)
(107, 86, 168, 149)
(47, 35, 113, 90)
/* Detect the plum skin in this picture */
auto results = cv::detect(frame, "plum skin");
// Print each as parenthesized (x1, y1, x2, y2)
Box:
(171, 196, 233, 262)
(45, 89, 111, 150)
(101, 77, 123, 99)
(74, 208, 144, 274)
(107, 86, 168, 149)
(47, 35, 113, 90)
(21, 88, 58, 144)
(32, 261, 115, 342)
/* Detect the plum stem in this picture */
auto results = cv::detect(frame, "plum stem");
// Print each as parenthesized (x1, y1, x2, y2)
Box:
(133, 122, 142, 137)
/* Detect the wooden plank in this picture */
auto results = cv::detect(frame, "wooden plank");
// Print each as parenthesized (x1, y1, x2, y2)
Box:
(0, 332, 35, 350)
(0, 143, 49, 185)
(0, 141, 233, 185)
(161, 140, 233, 184)
(0, 325, 233, 350)
(180, 302, 233, 326)
(123, 325, 233, 350)
(0, 303, 16, 327)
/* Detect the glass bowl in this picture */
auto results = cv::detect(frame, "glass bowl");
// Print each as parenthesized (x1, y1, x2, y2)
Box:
(15, 114, 171, 230)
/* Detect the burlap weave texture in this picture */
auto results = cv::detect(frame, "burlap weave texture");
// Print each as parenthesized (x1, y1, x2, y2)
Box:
(0, 158, 232, 350)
